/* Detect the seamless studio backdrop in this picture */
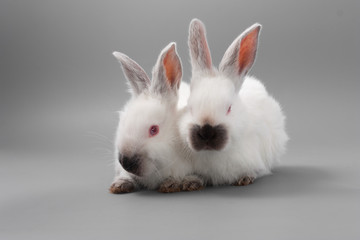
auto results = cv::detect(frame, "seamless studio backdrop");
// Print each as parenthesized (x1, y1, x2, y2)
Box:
(1, 1, 359, 240)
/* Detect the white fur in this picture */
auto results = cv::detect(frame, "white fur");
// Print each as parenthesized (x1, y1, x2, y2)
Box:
(111, 43, 193, 190)
(179, 19, 289, 185)
(180, 75, 288, 185)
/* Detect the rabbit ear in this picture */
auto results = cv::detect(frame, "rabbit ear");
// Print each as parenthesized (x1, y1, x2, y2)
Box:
(151, 42, 182, 96)
(188, 18, 212, 73)
(113, 52, 150, 96)
(219, 23, 261, 90)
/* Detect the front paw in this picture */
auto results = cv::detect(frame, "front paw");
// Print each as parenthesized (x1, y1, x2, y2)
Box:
(233, 176, 255, 186)
(109, 179, 136, 194)
(158, 177, 181, 193)
(181, 175, 204, 191)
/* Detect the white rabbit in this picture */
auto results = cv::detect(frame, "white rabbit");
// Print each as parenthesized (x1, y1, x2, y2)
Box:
(110, 43, 203, 193)
(179, 19, 289, 186)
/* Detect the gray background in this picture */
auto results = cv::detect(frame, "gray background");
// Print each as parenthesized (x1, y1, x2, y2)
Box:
(1, 0, 359, 239)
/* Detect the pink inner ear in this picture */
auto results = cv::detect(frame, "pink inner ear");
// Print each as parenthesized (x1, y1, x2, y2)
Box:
(238, 26, 260, 75)
(163, 48, 181, 88)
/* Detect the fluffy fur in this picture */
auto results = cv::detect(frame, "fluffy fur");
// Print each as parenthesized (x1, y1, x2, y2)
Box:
(179, 19, 289, 186)
(110, 43, 202, 193)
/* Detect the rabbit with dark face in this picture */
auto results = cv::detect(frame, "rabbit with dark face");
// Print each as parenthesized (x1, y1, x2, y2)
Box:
(179, 19, 289, 186)
(110, 43, 203, 193)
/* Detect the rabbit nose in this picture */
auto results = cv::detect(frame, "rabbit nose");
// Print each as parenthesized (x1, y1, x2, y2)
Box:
(198, 124, 216, 141)
(118, 154, 141, 176)
(190, 123, 228, 151)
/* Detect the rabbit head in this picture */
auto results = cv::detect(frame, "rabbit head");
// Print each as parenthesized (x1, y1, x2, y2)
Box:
(182, 19, 261, 151)
(113, 43, 182, 177)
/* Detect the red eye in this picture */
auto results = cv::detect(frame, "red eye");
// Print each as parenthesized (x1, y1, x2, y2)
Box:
(149, 125, 159, 137)
(227, 105, 232, 115)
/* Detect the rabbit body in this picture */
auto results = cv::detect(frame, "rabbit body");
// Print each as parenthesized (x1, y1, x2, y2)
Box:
(110, 43, 202, 193)
(179, 19, 289, 186)
(180, 75, 288, 185)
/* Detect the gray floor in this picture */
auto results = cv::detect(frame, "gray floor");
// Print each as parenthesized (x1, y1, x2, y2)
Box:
(1, 1, 360, 239)
(1, 144, 359, 240)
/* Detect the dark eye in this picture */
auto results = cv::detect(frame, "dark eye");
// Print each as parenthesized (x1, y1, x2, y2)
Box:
(149, 125, 159, 137)
(227, 105, 232, 115)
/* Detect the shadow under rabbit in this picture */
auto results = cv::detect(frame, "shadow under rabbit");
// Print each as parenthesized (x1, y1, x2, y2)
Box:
(135, 165, 339, 199)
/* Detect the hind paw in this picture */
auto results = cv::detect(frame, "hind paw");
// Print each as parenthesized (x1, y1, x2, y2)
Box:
(233, 176, 255, 186)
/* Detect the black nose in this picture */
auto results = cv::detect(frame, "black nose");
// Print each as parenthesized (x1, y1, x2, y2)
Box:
(118, 153, 141, 176)
(198, 124, 216, 141)
(190, 124, 228, 151)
